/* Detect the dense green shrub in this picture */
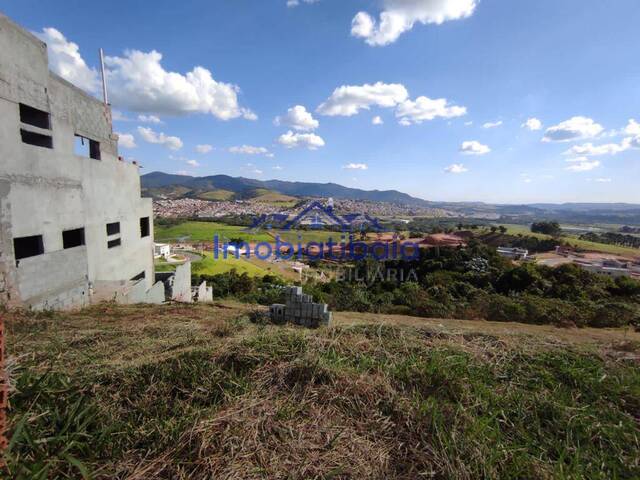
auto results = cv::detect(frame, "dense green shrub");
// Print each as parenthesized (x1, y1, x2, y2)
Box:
(589, 302, 640, 328)
(195, 245, 640, 328)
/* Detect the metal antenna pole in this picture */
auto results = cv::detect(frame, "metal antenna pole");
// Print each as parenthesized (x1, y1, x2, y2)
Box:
(99, 48, 108, 105)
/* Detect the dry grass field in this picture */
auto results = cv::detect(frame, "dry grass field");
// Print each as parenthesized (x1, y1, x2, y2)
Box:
(3, 302, 639, 479)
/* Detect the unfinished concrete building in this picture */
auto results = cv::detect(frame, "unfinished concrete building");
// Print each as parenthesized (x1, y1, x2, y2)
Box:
(0, 15, 165, 309)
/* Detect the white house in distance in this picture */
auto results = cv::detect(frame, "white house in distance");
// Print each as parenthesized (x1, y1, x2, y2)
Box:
(0, 15, 165, 309)
(497, 247, 529, 260)
(574, 260, 635, 279)
(154, 243, 171, 259)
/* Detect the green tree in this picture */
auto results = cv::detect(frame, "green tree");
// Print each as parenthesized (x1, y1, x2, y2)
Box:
(531, 221, 562, 237)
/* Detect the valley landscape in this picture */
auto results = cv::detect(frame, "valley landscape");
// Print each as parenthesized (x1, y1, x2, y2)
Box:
(3, 1, 640, 478)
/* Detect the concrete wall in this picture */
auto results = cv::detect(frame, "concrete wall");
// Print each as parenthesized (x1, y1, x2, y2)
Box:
(144, 280, 166, 304)
(0, 15, 155, 309)
(196, 281, 213, 303)
(15, 247, 90, 309)
(118, 279, 165, 305)
(171, 262, 192, 303)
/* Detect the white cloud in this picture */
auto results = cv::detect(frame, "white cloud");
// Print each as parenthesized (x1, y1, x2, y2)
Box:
(104, 49, 255, 120)
(564, 140, 630, 157)
(396, 96, 466, 125)
(186, 159, 200, 167)
(229, 145, 270, 155)
(624, 119, 640, 136)
(278, 131, 325, 150)
(176, 170, 190, 176)
(243, 111, 258, 121)
(464, 121, 473, 126)
(38, 27, 255, 121)
(522, 117, 542, 131)
(351, 0, 478, 46)
(372, 116, 384, 125)
(275, 105, 319, 131)
(112, 110, 132, 122)
(317, 82, 465, 126)
(343, 163, 368, 170)
(243, 163, 263, 175)
(137, 126, 183, 150)
(273, 165, 283, 171)
(543, 116, 604, 142)
(137, 114, 162, 124)
(460, 140, 490, 155)
(317, 82, 409, 116)
(37, 28, 100, 93)
(444, 163, 468, 174)
(594, 177, 612, 183)
(565, 157, 601, 172)
(482, 120, 503, 129)
(116, 132, 136, 149)
(195, 144, 213, 154)
(287, 0, 319, 7)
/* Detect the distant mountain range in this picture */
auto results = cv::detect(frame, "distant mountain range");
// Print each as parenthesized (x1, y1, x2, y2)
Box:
(141, 171, 427, 205)
(141, 172, 640, 223)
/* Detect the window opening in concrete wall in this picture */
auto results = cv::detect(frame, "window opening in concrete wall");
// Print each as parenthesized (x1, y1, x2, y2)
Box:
(106, 222, 120, 236)
(107, 238, 121, 249)
(74, 135, 101, 160)
(140, 217, 150, 238)
(62, 228, 85, 249)
(19, 103, 50, 129)
(13, 235, 44, 265)
(131, 271, 145, 281)
(20, 129, 53, 149)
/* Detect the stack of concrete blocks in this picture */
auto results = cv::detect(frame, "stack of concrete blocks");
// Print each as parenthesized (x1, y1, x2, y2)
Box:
(270, 286, 332, 328)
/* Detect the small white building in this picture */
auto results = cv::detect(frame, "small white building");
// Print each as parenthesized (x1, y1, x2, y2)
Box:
(575, 262, 632, 278)
(497, 247, 529, 260)
(154, 243, 171, 259)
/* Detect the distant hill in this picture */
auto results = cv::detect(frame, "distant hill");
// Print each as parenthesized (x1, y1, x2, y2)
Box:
(141, 171, 429, 206)
(249, 188, 299, 205)
(195, 189, 235, 201)
(141, 172, 640, 223)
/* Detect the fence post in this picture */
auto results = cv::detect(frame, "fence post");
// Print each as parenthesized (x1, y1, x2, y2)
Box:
(0, 312, 7, 465)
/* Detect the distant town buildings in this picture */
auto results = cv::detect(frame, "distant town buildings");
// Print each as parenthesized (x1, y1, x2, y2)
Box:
(153, 198, 288, 219)
(152, 197, 451, 220)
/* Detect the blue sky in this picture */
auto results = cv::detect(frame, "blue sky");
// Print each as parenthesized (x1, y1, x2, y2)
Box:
(3, 0, 639, 203)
